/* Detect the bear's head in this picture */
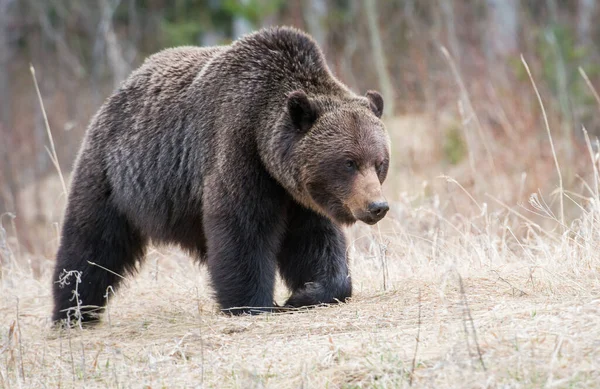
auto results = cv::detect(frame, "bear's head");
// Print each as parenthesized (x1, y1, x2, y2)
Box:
(283, 90, 390, 225)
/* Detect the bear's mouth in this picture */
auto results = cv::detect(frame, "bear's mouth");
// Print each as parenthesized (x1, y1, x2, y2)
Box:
(305, 183, 356, 225)
(332, 205, 358, 225)
(320, 199, 356, 225)
(351, 208, 388, 225)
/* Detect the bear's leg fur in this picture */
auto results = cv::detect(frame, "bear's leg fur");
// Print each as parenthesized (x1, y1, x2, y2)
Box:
(202, 173, 287, 315)
(52, 165, 147, 324)
(278, 204, 352, 308)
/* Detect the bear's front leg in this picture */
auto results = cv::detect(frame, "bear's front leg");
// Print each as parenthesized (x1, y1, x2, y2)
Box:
(277, 203, 352, 308)
(202, 173, 288, 315)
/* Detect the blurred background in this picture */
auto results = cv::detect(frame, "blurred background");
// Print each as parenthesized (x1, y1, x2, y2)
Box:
(1, 0, 599, 259)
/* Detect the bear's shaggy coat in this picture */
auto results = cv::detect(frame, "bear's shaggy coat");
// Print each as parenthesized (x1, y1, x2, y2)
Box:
(52, 26, 390, 323)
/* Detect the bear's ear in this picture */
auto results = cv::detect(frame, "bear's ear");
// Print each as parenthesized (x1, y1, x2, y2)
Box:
(365, 90, 384, 118)
(287, 90, 318, 133)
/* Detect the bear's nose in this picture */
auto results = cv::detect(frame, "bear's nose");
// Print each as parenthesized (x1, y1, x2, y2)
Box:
(367, 201, 389, 218)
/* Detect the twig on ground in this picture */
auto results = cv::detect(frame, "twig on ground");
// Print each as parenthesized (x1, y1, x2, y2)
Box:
(490, 270, 528, 297)
(16, 298, 25, 381)
(80, 340, 86, 384)
(68, 326, 75, 384)
(409, 289, 422, 386)
(544, 335, 564, 388)
(458, 274, 486, 371)
(196, 287, 205, 387)
(58, 327, 63, 387)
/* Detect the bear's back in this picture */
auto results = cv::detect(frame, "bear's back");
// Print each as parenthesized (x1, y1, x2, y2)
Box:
(120, 46, 225, 99)
(93, 45, 224, 147)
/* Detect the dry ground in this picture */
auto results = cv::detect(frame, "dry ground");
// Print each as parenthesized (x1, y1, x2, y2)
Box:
(2, 115, 600, 388)
(2, 196, 600, 388)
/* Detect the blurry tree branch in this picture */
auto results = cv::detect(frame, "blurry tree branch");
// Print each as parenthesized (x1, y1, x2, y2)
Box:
(546, 0, 574, 160)
(339, 1, 359, 91)
(486, 0, 519, 59)
(0, 0, 16, 213)
(99, 0, 133, 88)
(438, 0, 461, 68)
(30, 0, 85, 78)
(363, 0, 395, 117)
(302, 0, 327, 51)
(577, 0, 596, 46)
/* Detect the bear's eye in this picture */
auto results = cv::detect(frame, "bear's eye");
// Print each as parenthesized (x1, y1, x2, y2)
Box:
(345, 160, 357, 170)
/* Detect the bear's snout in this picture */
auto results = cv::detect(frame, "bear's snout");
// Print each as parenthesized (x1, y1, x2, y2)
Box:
(347, 170, 389, 225)
(367, 201, 389, 220)
(353, 200, 388, 225)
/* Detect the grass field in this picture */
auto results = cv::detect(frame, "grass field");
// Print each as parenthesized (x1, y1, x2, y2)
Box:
(2, 113, 600, 388)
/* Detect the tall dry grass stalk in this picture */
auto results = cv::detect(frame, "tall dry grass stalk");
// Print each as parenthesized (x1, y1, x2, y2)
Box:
(30, 65, 68, 198)
(521, 55, 565, 231)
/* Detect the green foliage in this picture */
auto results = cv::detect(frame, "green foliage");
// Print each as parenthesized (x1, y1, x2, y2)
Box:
(443, 126, 467, 165)
(512, 23, 600, 125)
(161, 20, 204, 47)
(159, 0, 230, 47)
(222, 0, 285, 26)
(538, 24, 599, 101)
(159, 0, 285, 47)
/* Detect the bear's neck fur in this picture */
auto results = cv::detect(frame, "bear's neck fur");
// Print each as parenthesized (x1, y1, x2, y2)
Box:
(224, 26, 359, 215)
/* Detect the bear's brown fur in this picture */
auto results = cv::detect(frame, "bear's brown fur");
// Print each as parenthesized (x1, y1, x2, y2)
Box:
(52, 26, 390, 324)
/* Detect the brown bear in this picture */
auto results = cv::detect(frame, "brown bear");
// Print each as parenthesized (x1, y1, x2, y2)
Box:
(52, 26, 391, 324)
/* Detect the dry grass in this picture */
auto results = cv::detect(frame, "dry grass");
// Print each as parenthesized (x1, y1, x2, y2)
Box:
(2, 92, 600, 388)
(2, 177, 600, 387)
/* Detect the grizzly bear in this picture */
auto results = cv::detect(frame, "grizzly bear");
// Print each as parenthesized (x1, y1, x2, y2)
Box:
(52, 26, 390, 324)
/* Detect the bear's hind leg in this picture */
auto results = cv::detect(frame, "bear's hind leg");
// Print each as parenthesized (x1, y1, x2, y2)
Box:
(278, 204, 352, 308)
(52, 187, 146, 325)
